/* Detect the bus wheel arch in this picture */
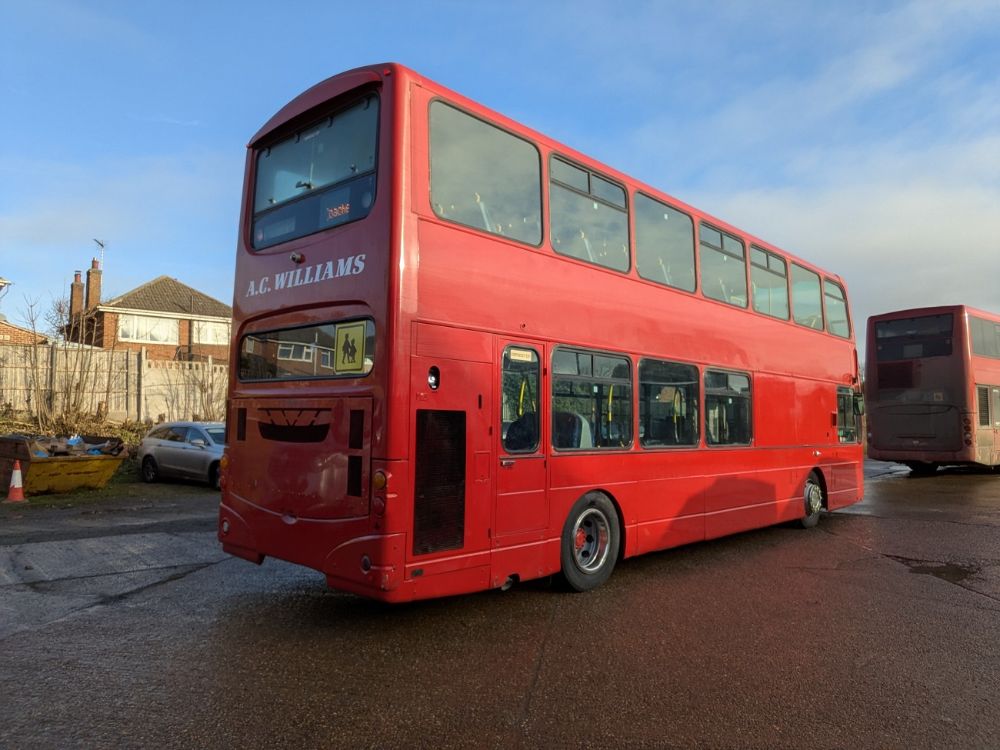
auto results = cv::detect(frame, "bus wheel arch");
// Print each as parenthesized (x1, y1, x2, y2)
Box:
(560, 490, 622, 592)
(799, 469, 827, 529)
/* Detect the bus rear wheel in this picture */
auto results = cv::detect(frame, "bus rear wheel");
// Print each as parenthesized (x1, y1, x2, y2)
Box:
(798, 472, 824, 529)
(560, 492, 620, 592)
(906, 461, 938, 476)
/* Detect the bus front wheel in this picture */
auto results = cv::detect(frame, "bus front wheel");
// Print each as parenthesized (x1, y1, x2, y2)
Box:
(560, 492, 620, 592)
(799, 472, 824, 529)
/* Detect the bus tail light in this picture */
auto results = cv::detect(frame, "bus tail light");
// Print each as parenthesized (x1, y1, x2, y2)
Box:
(372, 469, 389, 516)
(219, 452, 230, 490)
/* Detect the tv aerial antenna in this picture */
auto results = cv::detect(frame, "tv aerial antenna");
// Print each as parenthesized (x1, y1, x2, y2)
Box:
(92, 238, 106, 269)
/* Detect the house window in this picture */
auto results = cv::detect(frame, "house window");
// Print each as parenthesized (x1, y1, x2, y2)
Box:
(193, 321, 230, 346)
(118, 314, 179, 344)
(276, 343, 314, 362)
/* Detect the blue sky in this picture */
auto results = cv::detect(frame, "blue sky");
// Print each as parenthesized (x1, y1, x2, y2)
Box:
(1, 0, 998, 358)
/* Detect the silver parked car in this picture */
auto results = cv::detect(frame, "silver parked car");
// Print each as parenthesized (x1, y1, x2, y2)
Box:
(138, 421, 226, 490)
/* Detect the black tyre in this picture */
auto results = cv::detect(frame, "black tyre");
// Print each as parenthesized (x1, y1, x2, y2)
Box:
(141, 456, 159, 483)
(906, 461, 938, 476)
(560, 492, 620, 592)
(209, 463, 221, 490)
(798, 472, 824, 528)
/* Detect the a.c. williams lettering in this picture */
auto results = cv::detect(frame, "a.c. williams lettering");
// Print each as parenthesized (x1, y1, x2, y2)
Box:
(245, 254, 366, 298)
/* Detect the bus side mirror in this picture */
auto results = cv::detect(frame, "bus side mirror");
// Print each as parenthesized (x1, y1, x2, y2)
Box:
(854, 393, 865, 416)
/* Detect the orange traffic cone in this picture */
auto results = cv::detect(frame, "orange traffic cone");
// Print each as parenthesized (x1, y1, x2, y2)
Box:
(4, 460, 25, 503)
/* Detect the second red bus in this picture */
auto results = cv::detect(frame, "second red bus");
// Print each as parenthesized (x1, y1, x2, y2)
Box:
(866, 305, 1000, 473)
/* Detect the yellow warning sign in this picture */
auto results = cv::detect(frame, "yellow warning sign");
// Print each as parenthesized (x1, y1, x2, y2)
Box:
(334, 322, 366, 373)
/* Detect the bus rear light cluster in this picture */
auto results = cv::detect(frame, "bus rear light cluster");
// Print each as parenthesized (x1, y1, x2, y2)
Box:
(372, 469, 389, 516)
(219, 453, 230, 490)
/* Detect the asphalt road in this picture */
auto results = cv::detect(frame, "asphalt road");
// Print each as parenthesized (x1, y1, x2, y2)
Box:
(1, 461, 998, 749)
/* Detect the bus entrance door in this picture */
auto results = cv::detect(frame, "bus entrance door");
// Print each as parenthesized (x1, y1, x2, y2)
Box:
(492, 341, 549, 587)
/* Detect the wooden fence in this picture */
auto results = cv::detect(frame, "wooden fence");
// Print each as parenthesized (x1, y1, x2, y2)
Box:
(0, 344, 228, 422)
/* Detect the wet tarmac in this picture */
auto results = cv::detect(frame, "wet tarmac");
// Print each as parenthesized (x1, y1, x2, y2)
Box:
(1, 462, 998, 748)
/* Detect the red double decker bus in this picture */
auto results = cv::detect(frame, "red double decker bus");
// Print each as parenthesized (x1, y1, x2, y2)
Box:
(218, 64, 864, 602)
(866, 305, 1000, 474)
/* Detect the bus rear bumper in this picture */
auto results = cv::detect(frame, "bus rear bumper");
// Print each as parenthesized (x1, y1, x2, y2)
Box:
(219, 492, 408, 599)
(218, 502, 264, 564)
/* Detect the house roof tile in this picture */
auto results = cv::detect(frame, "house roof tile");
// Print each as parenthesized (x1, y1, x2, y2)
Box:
(103, 276, 231, 319)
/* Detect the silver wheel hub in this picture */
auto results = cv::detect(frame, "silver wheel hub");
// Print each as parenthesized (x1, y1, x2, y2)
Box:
(806, 482, 823, 515)
(572, 508, 610, 573)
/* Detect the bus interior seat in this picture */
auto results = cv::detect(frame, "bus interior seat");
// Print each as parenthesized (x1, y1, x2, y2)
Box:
(504, 412, 537, 452)
(553, 411, 593, 449)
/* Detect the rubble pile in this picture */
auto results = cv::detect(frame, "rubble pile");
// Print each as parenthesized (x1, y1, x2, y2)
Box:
(27, 434, 126, 458)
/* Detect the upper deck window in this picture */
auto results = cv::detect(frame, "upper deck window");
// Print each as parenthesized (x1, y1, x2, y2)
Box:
(791, 263, 824, 331)
(750, 246, 789, 319)
(635, 194, 696, 292)
(252, 94, 379, 250)
(699, 224, 747, 307)
(970, 316, 1000, 359)
(429, 102, 541, 245)
(873, 313, 953, 361)
(824, 280, 851, 338)
(550, 157, 629, 272)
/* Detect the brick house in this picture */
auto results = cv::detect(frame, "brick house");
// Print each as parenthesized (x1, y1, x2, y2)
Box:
(0, 316, 48, 345)
(66, 259, 232, 361)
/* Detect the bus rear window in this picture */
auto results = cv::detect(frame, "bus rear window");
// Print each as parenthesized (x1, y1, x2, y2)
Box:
(252, 94, 379, 250)
(874, 314, 953, 361)
(239, 319, 375, 381)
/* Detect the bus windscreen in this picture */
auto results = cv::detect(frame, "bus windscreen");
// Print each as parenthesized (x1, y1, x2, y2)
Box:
(252, 94, 379, 249)
(873, 314, 953, 361)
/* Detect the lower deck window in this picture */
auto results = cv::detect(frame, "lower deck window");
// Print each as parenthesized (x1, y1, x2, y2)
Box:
(705, 370, 752, 446)
(639, 359, 699, 447)
(837, 387, 860, 443)
(551, 349, 632, 449)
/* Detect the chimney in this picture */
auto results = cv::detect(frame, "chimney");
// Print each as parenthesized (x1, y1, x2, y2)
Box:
(70, 271, 84, 318)
(85, 257, 102, 311)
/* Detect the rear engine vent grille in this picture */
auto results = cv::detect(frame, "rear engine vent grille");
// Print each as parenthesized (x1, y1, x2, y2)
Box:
(347, 455, 363, 497)
(236, 408, 247, 441)
(257, 408, 331, 443)
(349, 409, 365, 449)
(413, 409, 465, 555)
(979, 386, 990, 427)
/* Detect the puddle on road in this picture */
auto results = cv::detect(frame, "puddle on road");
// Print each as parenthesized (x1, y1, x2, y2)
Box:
(888, 555, 979, 584)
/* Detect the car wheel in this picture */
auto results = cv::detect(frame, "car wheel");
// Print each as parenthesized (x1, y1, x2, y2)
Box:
(209, 463, 221, 490)
(141, 456, 159, 483)
(560, 492, 620, 592)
